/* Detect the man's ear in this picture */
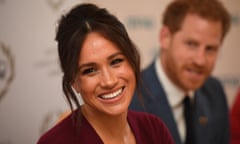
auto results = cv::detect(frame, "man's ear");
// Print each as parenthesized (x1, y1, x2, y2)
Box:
(159, 26, 171, 50)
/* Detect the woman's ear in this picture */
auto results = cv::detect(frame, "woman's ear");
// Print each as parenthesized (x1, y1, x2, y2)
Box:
(159, 26, 171, 50)
(72, 79, 80, 93)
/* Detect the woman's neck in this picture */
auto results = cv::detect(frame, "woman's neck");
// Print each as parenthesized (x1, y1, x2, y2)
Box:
(81, 106, 136, 144)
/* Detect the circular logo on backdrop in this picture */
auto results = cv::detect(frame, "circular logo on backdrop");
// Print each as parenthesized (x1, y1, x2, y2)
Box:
(46, 0, 65, 11)
(0, 42, 14, 102)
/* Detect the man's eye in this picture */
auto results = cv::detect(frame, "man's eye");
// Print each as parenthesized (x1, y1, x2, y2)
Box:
(186, 40, 198, 48)
(205, 46, 218, 54)
(111, 58, 124, 66)
(82, 68, 96, 75)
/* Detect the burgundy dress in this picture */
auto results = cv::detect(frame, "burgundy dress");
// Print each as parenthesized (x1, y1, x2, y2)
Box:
(37, 110, 174, 144)
(231, 89, 240, 144)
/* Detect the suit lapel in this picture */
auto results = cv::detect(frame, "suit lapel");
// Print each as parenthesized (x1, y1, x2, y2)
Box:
(142, 63, 182, 144)
(194, 91, 211, 144)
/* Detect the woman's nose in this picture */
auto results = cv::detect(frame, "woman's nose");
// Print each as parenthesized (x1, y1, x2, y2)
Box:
(100, 67, 118, 88)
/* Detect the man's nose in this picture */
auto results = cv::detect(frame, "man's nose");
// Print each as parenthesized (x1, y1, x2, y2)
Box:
(193, 48, 207, 66)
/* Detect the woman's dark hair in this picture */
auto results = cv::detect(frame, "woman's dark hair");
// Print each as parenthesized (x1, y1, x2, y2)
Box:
(55, 3, 140, 117)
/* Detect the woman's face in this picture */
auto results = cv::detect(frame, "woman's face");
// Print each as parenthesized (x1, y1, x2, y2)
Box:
(73, 32, 136, 117)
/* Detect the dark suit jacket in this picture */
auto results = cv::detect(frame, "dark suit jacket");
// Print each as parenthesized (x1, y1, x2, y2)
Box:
(130, 61, 230, 144)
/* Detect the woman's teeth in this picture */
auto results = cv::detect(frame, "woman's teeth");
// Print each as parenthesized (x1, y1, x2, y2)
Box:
(100, 88, 123, 99)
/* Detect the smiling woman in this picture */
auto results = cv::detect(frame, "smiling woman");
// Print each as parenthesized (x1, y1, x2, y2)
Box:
(37, 3, 174, 144)
(73, 32, 136, 116)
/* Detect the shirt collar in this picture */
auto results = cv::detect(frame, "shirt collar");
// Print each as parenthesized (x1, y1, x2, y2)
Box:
(154, 56, 194, 108)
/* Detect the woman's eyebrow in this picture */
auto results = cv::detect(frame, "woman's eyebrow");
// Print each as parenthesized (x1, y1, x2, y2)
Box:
(78, 52, 123, 69)
(78, 62, 95, 70)
(107, 52, 123, 60)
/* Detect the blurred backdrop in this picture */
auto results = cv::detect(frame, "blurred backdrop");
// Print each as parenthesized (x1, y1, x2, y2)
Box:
(0, 0, 239, 143)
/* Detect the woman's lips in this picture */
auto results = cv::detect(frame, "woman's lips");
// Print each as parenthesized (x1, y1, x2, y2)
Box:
(99, 87, 124, 100)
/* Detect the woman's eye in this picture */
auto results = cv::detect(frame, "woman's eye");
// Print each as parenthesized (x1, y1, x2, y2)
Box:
(111, 58, 124, 66)
(82, 68, 96, 75)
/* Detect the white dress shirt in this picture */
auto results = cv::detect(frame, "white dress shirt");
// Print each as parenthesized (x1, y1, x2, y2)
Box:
(154, 56, 194, 143)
